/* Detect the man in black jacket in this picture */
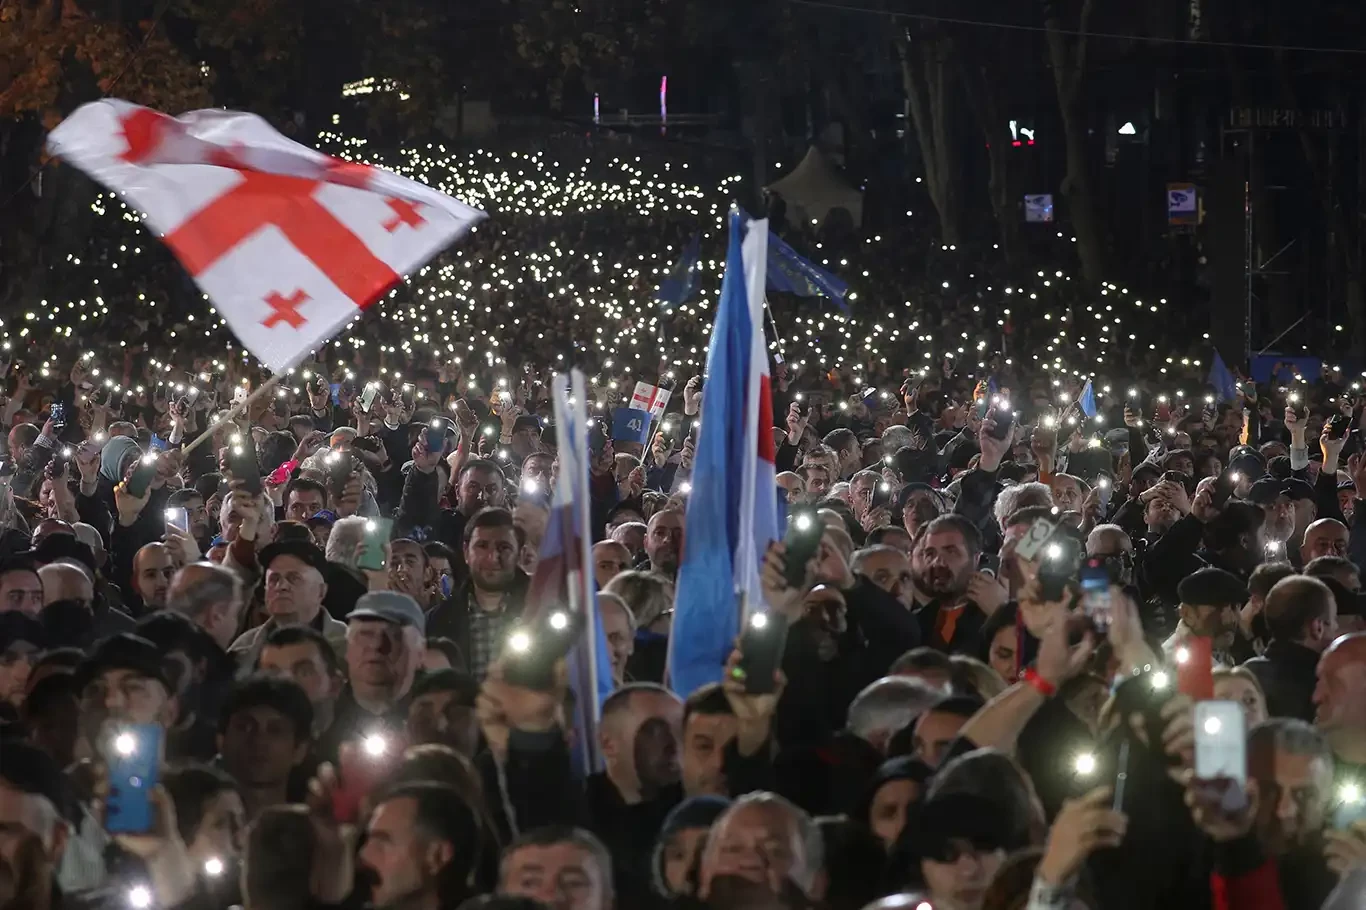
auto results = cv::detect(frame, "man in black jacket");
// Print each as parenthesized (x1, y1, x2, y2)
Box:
(1245, 575, 1339, 722)
(425, 507, 528, 680)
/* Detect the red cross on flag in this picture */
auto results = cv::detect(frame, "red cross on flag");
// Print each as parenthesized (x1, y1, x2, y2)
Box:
(47, 100, 486, 372)
(630, 381, 671, 418)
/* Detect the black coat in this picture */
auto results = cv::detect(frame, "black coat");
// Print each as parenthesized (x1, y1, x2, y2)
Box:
(1243, 640, 1321, 723)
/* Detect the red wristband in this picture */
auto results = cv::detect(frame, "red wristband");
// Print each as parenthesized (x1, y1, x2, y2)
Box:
(1023, 667, 1057, 698)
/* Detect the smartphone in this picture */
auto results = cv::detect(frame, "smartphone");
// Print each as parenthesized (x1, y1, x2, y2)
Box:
(125, 454, 159, 499)
(165, 507, 190, 535)
(871, 480, 895, 510)
(360, 383, 379, 413)
(988, 407, 1015, 441)
(48, 446, 74, 477)
(104, 724, 163, 834)
(734, 610, 790, 695)
(227, 441, 262, 495)
(1095, 475, 1112, 513)
(1328, 413, 1352, 440)
(1015, 517, 1058, 562)
(325, 451, 351, 499)
(50, 402, 66, 430)
(1194, 701, 1247, 784)
(358, 518, 392, 572)
(502, 609, 584, 690)
(332, 732, 404, 824)
(1113, 670, 1179, 760)
(1335, 784, 1366, 829)
(1079, 557, 1112, 633)
(425, 418, 448, 453)
(1175, 634, 1215, 701)
(782, 511, 824, 588)
(1212, 470, 1237, 508)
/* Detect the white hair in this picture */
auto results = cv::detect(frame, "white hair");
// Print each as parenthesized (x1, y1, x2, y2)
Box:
(326, 516, 369, 566)
(706, 792, 823, 895)
(597, 591, 637, 633)
(881, 425, 914, 453)
(846, 676, 945, 742)
(993, 481, 1054, 529)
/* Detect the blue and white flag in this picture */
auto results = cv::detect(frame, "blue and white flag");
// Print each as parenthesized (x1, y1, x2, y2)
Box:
(657, 234, 702, 312)
(668, 212, 780, 697)
(1078, 380, 1097, 419)
(525, 369, 615, 775)
(766, 230, 849, 311)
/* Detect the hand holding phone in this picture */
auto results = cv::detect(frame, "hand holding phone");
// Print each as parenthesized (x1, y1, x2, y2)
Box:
(732, 610, 790, 695)
(103, 724, 163, 834)
(780, 512, 823, 589)
(502, 608, 583, 690)
(357, 518, 392, 572)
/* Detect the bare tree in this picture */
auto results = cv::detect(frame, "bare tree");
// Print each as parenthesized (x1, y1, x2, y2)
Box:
(1043, 0, 1107, 283)
(895, 25, 964, 246)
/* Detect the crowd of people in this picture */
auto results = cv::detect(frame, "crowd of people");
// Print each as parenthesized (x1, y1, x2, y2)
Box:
(5, 134, 1366, 910)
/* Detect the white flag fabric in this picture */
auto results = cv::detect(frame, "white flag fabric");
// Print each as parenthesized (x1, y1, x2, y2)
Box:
(47, 100, 486, 372)
(630, 381, 671, 418)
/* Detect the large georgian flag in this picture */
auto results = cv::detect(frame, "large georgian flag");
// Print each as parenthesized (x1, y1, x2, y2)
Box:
(47, 100, 486, 372)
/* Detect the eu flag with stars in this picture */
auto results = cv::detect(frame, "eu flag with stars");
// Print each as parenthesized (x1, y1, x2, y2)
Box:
(766, 231, 849, 311)
(657, 234, 702, 312)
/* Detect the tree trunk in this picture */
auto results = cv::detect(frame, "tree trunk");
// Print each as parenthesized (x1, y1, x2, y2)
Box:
(958, 53, 1022, 262)
(1043, 0, 1107, 284)
(896, 31, 963, 246)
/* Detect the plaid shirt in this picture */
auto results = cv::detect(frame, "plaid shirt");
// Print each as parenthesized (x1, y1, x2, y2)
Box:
(467, 594, 512, 681)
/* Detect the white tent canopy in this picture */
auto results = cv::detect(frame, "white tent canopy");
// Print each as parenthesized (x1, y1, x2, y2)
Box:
(766, 147, 863, 230)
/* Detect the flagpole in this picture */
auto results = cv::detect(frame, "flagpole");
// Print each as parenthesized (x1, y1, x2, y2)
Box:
(181, 373, 284, 456)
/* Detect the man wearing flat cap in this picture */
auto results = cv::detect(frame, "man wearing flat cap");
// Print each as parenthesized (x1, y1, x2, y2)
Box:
(1163, 567, 1248, 667)
(229, 540, 347, 669)
(319, 591, 426, 760)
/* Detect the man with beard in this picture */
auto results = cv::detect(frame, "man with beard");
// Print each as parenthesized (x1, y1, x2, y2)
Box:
(1162, 567, 1246, 666)
(322, 592, 426, 758)
(1250, 478, 1299, 561)
(130, 543, 176, 613)
(427, 507, 527, 680)
(399, 447, 507, 581)
(910, 515, 992, 654)
(644, 510, 683, 580)
(1246, 719, 1340, 908)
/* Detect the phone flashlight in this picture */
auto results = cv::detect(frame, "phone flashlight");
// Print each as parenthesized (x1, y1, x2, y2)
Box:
(549, 611, 569, 631)
(204, 857, 225, 877)
(1203, 715, 1224, 735)
(1230, 471, 1242, 484)
(508, 630, 532, 653)
(1175, 647, 1190, 665)
(362, 733, 388, 758)
(679, 482, 693, 494)
(128, 885, 153, 909)
(113, 731, 137, 756)
(522, 479, 540, 494)
(1150, 671, 1170, 690)
(1205, 395, 1215, 404)
(1073, 753, 1097, 776)
(1045, 542, 1063, 561)
(1342, 782, 1362, 805)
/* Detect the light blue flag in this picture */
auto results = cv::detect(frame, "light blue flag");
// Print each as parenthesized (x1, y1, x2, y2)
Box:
(1078, 380, 1097, 419)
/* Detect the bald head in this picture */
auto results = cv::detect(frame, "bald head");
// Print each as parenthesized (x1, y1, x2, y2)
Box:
(38, 562, 94, 608)
(168, 562, 245, 650)
(1302, 518, 1349, 564)
(1087, 524, 1133, 558)
(133, 543, 175, 610)
(1315, 633, 1366, 758)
